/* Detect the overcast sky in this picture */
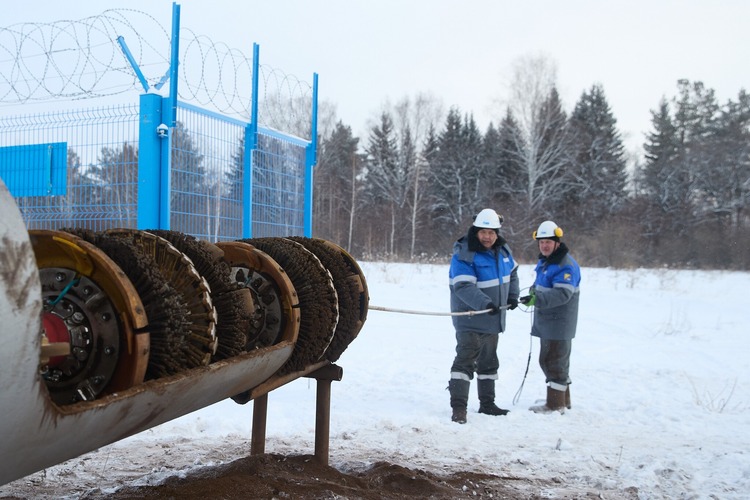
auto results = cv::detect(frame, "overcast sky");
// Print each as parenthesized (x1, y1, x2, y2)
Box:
(4, 0, 749, 153)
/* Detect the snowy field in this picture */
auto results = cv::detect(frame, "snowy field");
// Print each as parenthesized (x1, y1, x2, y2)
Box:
(2, 261, 748, 499)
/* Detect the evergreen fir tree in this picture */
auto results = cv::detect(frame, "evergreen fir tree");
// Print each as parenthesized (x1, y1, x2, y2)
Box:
(426, 108, 485, 236)
(462, 113, 484, 206)
(494, 108, 526, 205)
(314, 121, 360, 247)
(567, 84, 628, 229)
(706, 90, 750, 228)
(363, 111, 402, 255)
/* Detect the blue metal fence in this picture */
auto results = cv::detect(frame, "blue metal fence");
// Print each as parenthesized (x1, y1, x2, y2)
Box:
(169, 102, 247, 240)
(252, 129, 308, 237)
(0, 5, 317, 241)
(0, 105, 141, 231)
(0, 101, 311, 240)
(0, 100, 311, 240)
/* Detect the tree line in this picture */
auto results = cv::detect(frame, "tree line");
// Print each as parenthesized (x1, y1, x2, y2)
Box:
(28, 58, 748, 270)
(313, 62, 750, 270)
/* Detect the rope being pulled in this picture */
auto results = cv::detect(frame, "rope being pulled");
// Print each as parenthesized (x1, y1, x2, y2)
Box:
(370, 301, 532, 406)
(368, 304, 510, 316)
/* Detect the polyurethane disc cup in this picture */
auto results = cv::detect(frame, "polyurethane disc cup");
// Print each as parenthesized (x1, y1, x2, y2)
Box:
(104, 229, 217, 366)
(215, 241, 300, 349)
(29, 230, 149, 404)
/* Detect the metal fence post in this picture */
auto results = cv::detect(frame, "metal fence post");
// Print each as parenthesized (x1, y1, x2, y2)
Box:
(304, 73, 319, 237)
(138, 94, 163, 229)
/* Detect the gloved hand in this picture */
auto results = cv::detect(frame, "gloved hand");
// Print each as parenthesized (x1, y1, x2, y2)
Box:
(519, 294, 536, 307)
(507, 298, 518, 310)
(485, 303, 500, 315)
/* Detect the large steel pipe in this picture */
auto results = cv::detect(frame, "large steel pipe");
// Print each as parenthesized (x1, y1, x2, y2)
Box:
(0, 179, 297, 487)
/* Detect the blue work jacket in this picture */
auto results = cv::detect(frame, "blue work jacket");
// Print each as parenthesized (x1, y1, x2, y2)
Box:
(530, 243, 581, 341)
(449, 236, 519, 334)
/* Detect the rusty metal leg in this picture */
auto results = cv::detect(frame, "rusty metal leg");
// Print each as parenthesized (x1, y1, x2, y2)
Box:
(251, 393, 268, 456)
(314, 378, 332, 465)
(247, 363, 342, 463)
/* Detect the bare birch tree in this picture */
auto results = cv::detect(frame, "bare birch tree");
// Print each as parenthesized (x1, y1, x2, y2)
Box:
(506, 54, 574, 220)
(391, 93, 444, 259)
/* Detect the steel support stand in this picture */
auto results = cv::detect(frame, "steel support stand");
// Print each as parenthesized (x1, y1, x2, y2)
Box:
(250, 363, 343, 465)
(250, 393, 268, 456)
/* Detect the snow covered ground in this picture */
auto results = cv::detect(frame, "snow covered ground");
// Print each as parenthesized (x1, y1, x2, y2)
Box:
(2, 261, 748, 499)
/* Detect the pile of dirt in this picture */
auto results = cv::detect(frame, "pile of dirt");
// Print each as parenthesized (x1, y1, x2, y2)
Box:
(78, 454, 547, 499)
(1, 453, 640, 499)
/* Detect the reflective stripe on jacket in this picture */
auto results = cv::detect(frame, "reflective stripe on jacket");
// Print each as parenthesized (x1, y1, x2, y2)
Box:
(449, 236, 519, 334)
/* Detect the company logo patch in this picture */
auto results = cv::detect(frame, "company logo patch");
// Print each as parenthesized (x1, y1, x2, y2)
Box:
(563, 273, 571, 281)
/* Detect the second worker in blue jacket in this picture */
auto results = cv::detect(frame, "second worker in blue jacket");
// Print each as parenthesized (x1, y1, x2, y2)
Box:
(520, 220, 581, 414)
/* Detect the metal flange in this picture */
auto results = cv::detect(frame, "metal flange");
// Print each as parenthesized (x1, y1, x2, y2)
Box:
(29, 230, 149, 404)
(216, 241, 300, 351)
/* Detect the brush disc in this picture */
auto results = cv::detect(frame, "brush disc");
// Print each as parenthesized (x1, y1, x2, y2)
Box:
(148, 230, 253, 361)
(288, 237, 368, 362)
(243, 237, 338, 375)
(64, 228, 192, 380)
(103, 229, 217, 369)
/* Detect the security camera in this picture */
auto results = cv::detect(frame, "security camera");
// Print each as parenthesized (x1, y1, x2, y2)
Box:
(156, 123, 168, 138)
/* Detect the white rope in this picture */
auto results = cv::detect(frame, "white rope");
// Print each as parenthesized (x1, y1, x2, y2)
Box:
(368, 304, 509, 317)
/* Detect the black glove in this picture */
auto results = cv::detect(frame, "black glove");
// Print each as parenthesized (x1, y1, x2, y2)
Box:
(519, 294, 536, 307)
(485, 303, 500, 315)
(507, 298, 518, 310)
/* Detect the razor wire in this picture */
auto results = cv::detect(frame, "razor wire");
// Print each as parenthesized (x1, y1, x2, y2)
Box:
(0, 8, 312, 137)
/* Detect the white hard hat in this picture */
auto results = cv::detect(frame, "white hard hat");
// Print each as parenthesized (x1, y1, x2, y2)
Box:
(473, 209, 503, 229)
(533, 220, 563, 240)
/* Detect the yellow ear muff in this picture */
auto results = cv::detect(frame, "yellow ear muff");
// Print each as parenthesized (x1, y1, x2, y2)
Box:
(533, 227, 564, 239)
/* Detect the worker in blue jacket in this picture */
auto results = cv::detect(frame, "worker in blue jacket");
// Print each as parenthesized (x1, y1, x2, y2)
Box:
(520, 220, 581, 413)
(448, 208, 519, 424)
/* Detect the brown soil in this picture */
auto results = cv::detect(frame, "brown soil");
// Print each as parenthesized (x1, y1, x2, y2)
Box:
(50, 453, 635, 500)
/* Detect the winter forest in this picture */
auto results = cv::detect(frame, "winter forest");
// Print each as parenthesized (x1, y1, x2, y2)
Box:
(35, 57, 750, 270)
(313, 58, 750, 270)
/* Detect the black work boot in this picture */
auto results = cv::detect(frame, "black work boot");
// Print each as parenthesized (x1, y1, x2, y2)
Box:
(448, 379, 470, 424)
(478, 403, 509, 416)
(477, 379, 509, 416)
